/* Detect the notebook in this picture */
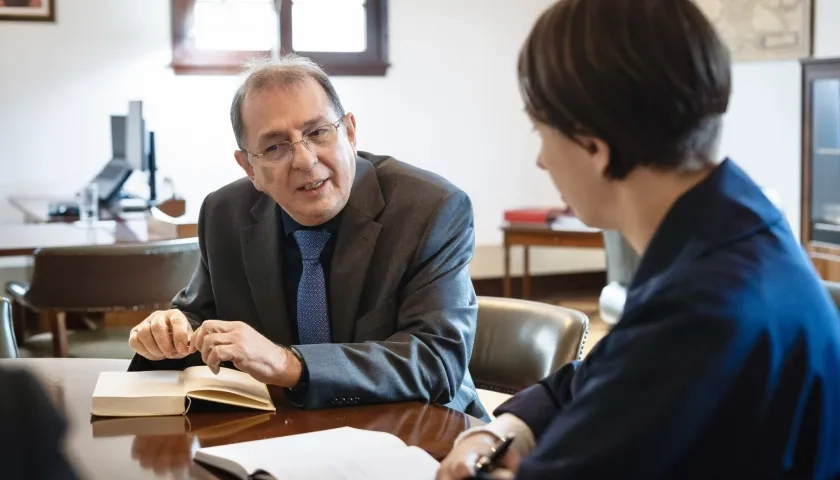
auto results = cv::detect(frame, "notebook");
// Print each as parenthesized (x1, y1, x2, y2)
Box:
(193, 426, 440, 480)
(91, 366, 275, 417)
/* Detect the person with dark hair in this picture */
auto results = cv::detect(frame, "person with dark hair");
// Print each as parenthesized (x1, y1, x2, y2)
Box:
(437, 0, 840, 478)
(0, 368, 79, 480)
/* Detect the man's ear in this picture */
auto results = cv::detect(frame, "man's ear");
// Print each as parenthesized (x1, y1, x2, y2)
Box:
(343, 113, 358, 154)
(234, 150, 259, 189)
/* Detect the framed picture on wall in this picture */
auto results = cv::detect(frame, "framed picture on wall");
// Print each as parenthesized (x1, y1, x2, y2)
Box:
(693, 0, 813, 62)
(0, 0, 55, 22)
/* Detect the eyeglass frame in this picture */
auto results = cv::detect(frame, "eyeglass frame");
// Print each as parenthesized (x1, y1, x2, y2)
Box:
(243, 115, 348, 163)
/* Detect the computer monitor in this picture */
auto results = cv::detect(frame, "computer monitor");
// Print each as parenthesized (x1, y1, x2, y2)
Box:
(110, 115, 126, 160)
(124, 100, 148, 171)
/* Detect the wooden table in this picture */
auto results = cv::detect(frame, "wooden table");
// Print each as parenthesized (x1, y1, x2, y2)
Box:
(0, 358, 483, 480)
(503, 218, 605, 299)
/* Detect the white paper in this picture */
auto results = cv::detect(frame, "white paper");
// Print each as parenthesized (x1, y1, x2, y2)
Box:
(92, 370, 185, 397)
(195, 427, 440, 479)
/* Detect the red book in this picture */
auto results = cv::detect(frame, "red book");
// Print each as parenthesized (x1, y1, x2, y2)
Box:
(504, 207, 568, 224)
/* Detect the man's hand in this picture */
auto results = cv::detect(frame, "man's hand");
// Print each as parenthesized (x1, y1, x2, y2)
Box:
(189, 320, 302, 387)
(436, 432, 521, 480)
(129, 309, 193, 360)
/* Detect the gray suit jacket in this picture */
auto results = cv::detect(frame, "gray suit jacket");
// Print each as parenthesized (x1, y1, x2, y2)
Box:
(129, 152, 488, 420)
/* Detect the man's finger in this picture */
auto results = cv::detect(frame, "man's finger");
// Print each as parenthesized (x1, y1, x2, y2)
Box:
(199, 320, 233, 334)
(168, 312, 192, 355)
(129, 328, 160, 361)
(137, 322, 165, 360)
(190, 326, 208, 354)
(206, 344, 237, 374)
(150, 314, 178, 358)
(198, 333, 232, 365)
(201, 333, 231, 352)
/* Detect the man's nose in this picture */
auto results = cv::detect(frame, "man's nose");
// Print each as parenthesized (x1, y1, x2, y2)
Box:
(290, 142, 318, 171)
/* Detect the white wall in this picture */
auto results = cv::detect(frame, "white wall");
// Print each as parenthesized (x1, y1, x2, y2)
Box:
(1, 0, 837, 278)
(0, 0, 604, 278)
(815, 0, 840, 58)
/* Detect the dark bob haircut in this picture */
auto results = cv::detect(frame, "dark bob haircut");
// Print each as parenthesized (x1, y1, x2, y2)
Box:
(518, 0, 732, 179)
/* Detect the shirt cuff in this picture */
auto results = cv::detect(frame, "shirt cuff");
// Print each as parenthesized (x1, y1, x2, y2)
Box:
(454, 413, 536, 458)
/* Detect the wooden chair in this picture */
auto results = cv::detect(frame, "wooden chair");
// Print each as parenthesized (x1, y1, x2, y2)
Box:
(5, 238, 200, 358)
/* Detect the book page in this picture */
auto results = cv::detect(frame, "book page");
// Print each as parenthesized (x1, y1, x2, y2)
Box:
(91, 371, 186, 417)
(194, 427, 412, 479)
(183, 366, 273, 407)
(93, 370, 185, 397)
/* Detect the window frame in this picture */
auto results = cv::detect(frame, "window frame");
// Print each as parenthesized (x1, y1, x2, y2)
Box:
(170, 0, 390, 76)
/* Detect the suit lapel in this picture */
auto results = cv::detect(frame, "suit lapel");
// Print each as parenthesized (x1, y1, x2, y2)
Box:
(240, 195, 293, 346)
(329, 158, 385, 342)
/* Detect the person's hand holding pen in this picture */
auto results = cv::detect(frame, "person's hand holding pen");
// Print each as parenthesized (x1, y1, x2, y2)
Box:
(436, 433, 520, 480)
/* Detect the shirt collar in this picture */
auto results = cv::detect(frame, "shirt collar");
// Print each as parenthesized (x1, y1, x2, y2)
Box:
(630, 158, 784, 289)
(280, 208, 343, 236)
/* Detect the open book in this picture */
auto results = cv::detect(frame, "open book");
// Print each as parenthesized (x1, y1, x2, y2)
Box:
(91, 366, 275, 417)
(193, 427, 440, 480)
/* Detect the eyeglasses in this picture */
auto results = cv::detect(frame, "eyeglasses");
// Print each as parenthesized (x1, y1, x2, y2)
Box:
(245, 117, 345, 164)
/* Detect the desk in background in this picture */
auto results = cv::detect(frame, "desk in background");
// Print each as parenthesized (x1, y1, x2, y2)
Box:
(9, 195, 188, 224)
(502, 218, 604, 299)
(0, 358, 483, 480)
(2, 196, 197, 257)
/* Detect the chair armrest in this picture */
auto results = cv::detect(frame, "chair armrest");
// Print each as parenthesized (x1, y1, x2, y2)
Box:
(4, 281, 29, 304)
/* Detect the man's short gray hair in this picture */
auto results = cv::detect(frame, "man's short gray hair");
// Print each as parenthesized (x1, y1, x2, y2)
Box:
(230, 54, 346, 151)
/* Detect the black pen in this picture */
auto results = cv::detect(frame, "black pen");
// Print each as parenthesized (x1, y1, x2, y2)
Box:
(474, 434, 515, 473)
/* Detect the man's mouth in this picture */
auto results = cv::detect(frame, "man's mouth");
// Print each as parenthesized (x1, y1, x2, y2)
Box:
(300, 180, 326, 191)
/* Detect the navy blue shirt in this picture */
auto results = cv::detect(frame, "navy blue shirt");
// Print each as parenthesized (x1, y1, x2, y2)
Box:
(497, 159, 840, 479)
(279, 210, 341, 345)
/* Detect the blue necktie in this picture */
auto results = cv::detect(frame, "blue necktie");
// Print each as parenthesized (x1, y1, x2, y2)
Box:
(293, 229, 332, 344)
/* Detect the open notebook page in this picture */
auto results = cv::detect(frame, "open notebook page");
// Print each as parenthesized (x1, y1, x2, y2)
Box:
(194, 427, 437, 479)
(259, 445, 440, 480)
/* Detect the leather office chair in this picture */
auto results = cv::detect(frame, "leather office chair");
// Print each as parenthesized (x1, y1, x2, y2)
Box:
(0, 298, 18, 359)
(470, 296, 589, 416)
(5, 238, 200, 359)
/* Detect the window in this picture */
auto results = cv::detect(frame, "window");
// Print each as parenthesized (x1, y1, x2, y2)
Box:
(171, 0, 389, 76)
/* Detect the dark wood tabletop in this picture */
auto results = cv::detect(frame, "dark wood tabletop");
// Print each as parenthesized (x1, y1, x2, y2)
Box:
(0, 358, 483, 479)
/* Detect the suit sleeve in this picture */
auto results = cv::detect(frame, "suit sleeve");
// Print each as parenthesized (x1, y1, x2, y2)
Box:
(496, 293, 746, 478)
(128, 194, 216, 372)
(291, 190, 478, 409)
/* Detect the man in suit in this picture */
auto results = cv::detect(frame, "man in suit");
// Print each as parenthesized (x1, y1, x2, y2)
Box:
(127, 54, 487, 420)
(438, 0, 840, 478)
